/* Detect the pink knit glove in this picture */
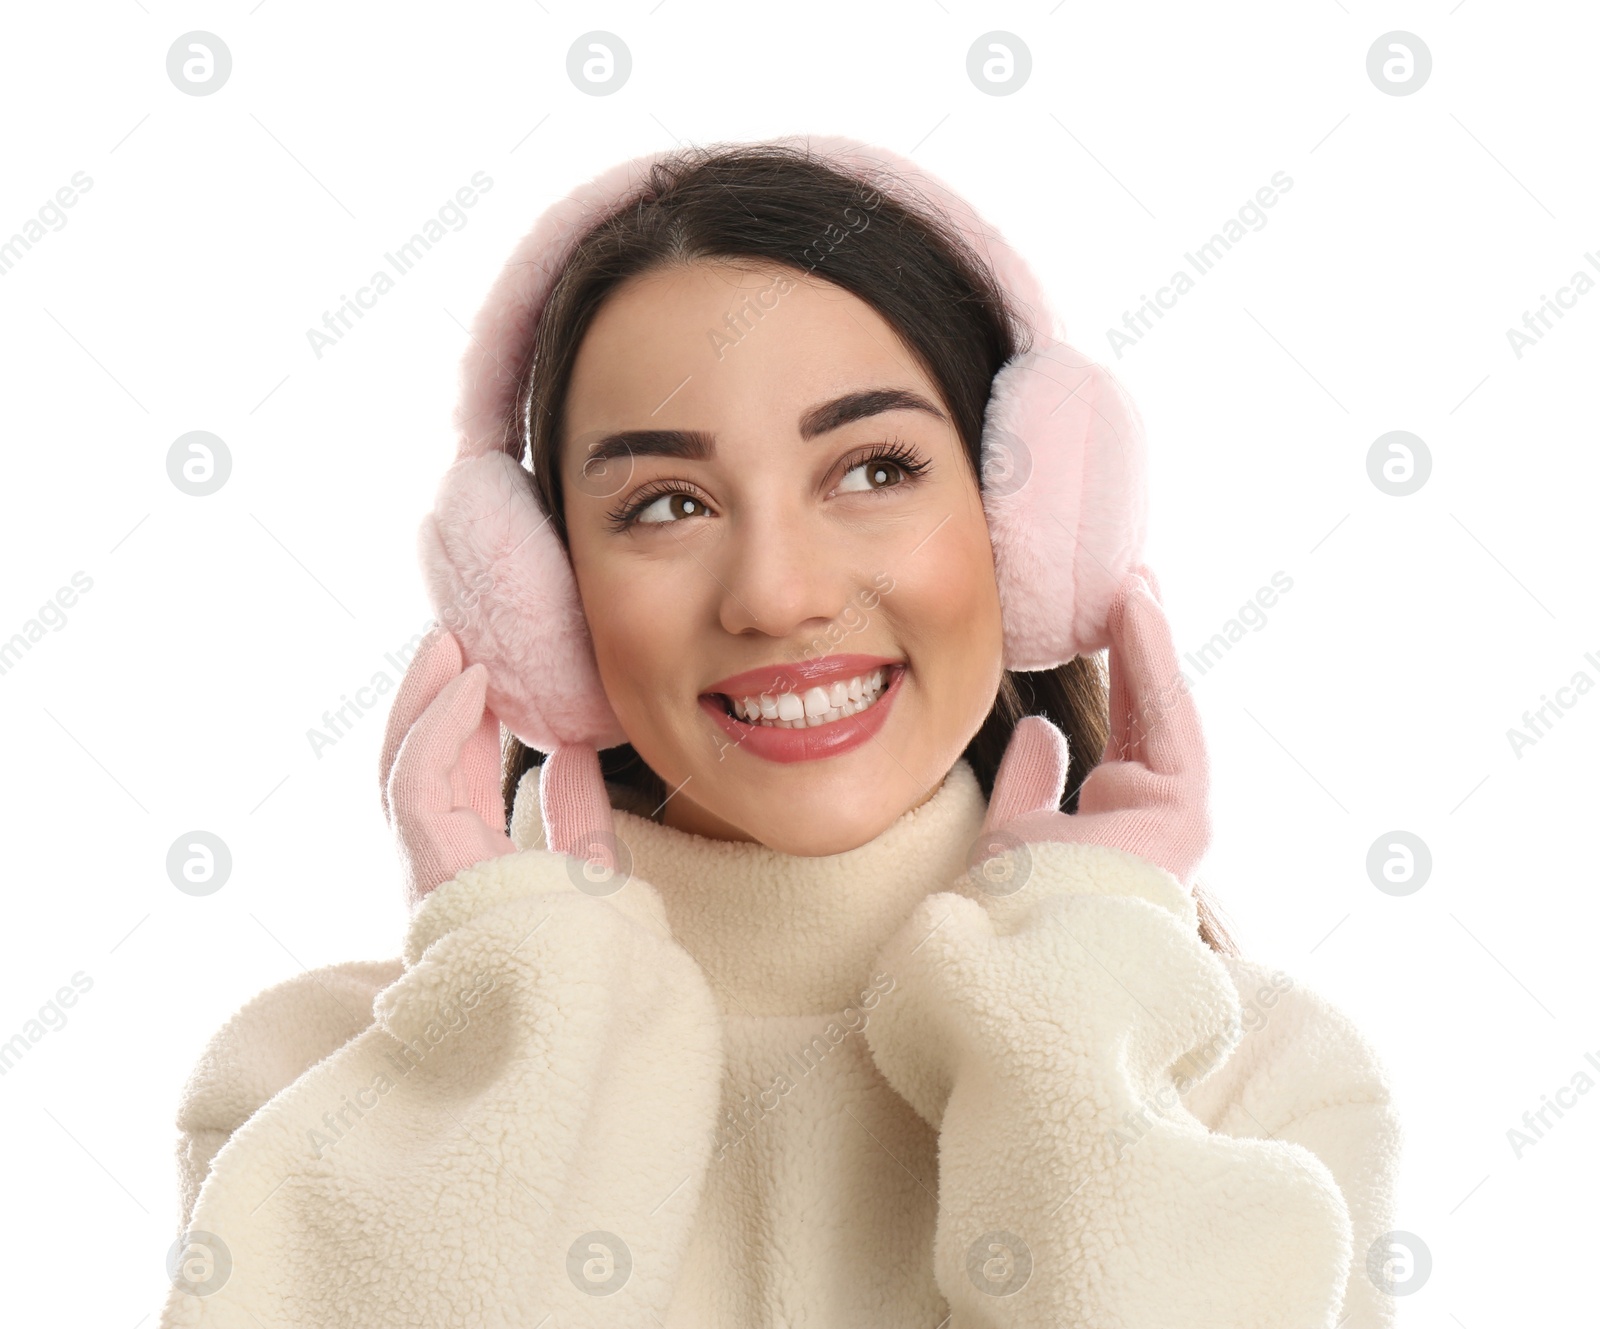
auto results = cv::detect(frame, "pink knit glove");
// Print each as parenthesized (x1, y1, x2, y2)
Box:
(980, 565, 1212, 892)
(378, 628, 517, 910)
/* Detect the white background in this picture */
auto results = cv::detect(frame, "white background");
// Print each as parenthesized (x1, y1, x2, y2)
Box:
(1, 2, 1594, 1323)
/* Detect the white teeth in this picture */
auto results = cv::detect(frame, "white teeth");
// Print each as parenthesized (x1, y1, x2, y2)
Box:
(723, 667, 893, 728)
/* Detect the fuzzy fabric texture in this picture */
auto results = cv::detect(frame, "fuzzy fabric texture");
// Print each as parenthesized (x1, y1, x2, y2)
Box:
(419, 135, 1149, 756)
(417, 450, 628, 751)
(161, 759, 1401, 1327)
(980, 344, 1149, 668)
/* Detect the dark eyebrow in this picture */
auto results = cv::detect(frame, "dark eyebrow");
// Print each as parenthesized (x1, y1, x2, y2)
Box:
(580, 387, 947, 468)
(798, 387, 947, 440)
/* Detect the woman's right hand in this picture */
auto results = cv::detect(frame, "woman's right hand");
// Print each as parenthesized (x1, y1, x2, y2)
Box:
(379, 627, 517, 910)
(980, 566, 1212, 894)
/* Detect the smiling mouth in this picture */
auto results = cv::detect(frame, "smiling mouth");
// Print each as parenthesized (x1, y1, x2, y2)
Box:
(713, 665, 898, 729)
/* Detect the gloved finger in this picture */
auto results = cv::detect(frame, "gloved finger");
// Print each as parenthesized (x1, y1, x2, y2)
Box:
(1075, 757, 1163, 816)
(539, 742, 618, 867)
(982, 714, 1070, 837)
(379, 627, 461, 826)
(1133, 560, 1163, 604)
(388, 662, 492, 824)
(1116, 576, 1204, 780)
(453, 693, 508, 837)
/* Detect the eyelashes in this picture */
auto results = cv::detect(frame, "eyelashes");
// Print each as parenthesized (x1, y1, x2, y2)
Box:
(841, 438, 932, 489)
(604, 482, 706, 534)
(603, 438, 932, 533)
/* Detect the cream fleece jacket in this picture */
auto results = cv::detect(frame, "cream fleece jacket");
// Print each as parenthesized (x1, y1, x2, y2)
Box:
(158, 758, 1402, 1328)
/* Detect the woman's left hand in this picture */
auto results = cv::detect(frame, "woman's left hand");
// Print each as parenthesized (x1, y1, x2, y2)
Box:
(980, 564, 1211, 892)
(379, 627, 518, 909)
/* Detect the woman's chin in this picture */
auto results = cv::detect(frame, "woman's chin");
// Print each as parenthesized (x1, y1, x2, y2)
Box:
(640, 684, 935, 849)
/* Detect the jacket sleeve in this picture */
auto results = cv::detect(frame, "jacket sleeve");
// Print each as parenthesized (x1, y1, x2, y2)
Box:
(159, 848, 724, 1329)
(863, 838, 1360, 1329)
(173, 957, 404, 1235)
(1182, 952, 1405, 1329)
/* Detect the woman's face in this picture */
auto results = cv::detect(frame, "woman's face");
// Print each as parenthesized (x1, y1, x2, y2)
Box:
(560, 258, 1005, 855)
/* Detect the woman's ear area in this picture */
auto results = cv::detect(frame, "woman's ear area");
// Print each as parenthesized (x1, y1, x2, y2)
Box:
(977, 345, 1149, 672)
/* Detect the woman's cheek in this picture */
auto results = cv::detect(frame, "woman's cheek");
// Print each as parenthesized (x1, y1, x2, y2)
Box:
(909, 526, 1005, 704)
(917, 526, 1000, 637)
(589, 561, 695, 710)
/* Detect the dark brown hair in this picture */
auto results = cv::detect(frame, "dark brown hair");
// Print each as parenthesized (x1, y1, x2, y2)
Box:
(494, 141, 1237, 955)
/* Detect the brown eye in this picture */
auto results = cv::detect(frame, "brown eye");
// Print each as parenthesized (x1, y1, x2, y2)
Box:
(634, 491, 707, 525)
(836, 443, 929, 496)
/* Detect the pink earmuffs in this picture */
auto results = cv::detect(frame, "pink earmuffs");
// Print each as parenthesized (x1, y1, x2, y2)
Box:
(417, 134, 1148, 864)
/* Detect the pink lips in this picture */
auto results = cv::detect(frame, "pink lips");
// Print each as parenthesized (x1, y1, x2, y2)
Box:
(698, 656, 906, 764)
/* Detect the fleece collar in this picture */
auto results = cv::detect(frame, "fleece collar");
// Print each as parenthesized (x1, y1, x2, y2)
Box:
(509, 758, 989, 1016)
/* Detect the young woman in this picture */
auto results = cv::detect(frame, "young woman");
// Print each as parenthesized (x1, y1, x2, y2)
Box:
(160, 138, 1402, 1328)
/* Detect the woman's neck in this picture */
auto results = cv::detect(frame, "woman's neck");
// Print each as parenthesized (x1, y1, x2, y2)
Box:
(656, 771, 949, 845)
(510, 758, 989, 1016)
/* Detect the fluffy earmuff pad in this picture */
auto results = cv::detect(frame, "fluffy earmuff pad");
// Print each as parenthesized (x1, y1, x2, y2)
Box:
(981, 341, 1149, 670)
(417, 451, 629, 752)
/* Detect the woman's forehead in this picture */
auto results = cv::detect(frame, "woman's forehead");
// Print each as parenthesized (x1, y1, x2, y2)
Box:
(565, 263, 938, 435)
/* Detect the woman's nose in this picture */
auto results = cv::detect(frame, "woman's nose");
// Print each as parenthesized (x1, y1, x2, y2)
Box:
(711, 505, 854, 642)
